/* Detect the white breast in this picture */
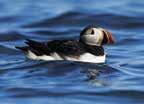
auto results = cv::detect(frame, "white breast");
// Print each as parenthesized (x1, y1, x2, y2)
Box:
(79, 53, 106, 63)
(26, 51, 106, 63)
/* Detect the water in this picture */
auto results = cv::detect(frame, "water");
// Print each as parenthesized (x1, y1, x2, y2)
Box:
(0, 0, 144, 104)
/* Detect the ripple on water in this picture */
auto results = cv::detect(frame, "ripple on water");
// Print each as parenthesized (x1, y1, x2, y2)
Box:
(0, 0, 144, 104)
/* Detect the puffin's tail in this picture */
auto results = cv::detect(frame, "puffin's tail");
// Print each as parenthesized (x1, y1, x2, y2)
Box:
(15, 46, 29, 52)
(15, 39, 42, 52)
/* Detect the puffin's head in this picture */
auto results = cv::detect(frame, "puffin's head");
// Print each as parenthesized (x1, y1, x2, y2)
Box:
(79, 26, 115, 46)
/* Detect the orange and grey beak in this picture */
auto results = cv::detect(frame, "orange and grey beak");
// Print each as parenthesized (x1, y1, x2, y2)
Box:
(101, 29, 115, 45)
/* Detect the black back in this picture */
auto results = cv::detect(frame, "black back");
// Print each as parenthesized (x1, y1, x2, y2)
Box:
(16, 39, 104, 56)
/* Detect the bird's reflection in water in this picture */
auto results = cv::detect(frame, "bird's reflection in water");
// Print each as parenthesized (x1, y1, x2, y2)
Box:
(78, 62, 121, 86)
(21, 60, 121, 86)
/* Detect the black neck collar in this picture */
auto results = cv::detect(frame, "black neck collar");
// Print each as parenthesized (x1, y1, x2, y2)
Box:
(79, 40, 105, 56)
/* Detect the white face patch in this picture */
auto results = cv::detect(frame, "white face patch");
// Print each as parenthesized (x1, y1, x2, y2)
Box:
(81, 28, 103, 46)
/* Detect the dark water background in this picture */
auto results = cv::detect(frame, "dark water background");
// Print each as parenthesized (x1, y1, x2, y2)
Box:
(0, 0, 144, 104)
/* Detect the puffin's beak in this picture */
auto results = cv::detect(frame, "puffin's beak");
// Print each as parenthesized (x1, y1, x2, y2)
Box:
(102, 29, 115, 44)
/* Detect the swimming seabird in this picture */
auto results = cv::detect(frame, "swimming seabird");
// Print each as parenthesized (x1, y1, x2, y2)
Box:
(15, 26, 115, 63)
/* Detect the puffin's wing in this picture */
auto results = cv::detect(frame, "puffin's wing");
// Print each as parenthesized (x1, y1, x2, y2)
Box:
(47, 40, 85, 56)
(25, 39, 52, 54)
(16, 39, 85, 56)
(15, 39, 51, 55)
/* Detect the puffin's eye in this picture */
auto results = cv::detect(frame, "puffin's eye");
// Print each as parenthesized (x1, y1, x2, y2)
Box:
(91, 29, 95, 35)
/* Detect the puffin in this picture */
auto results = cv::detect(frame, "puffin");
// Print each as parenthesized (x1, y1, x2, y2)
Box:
(15, 26, 115, 63)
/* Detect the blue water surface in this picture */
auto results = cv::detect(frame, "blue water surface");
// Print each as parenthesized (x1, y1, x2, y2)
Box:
(0, 0, 144, 104)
